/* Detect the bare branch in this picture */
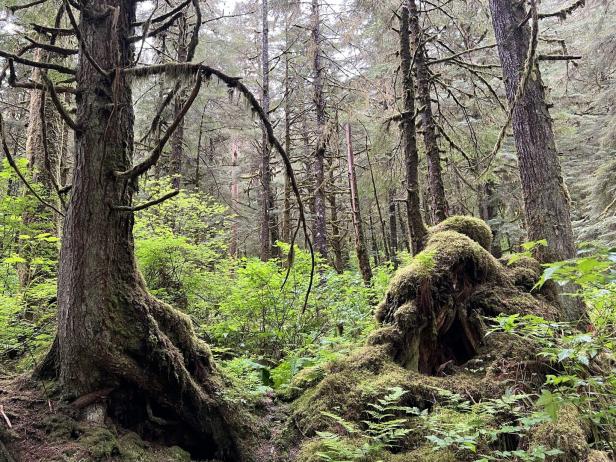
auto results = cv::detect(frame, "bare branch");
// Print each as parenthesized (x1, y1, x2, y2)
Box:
(537, 54, 582, 61)
(7, 0, 47, 13)
(24, 36, 78, 56)
(113, 190, 179, 212)
(116, 72, 203, 179)
(132, 0, 191, 27)
(41, 74, 79, 131)
(539, 0, 585, 19)
(0, 49, 76, 75)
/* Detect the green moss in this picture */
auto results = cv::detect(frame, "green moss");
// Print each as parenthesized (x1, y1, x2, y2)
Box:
(430, 215, 493, 251)
(40, 414, 82, 440)
(278, 364, 327, 401)
(506, 255, 542, 290)
(78, 426, 120, 461)
(530, 405, 590, 462)
(587, 450, 612, 462)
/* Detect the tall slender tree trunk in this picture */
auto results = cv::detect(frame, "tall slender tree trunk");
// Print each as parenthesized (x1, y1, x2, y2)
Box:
(489, 0, 583, 321)
(282, 10, 292, 244)
(388, 188, 399, 265)
(311, 0, 328, 258)
(345, 124, 372, 284)
(399, 4, 428, 254)
(230, 141, 240, 258)
(408, 0, 448, 224)
(49, 2, 243, 458)
(328, 155, 345, 273)
(170, 16, 188, 190)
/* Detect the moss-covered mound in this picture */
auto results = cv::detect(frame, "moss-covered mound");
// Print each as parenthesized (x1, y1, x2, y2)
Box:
(372, 224, 558, 375)
(430, 215, 494, 250)
(286, 218, 585, 461)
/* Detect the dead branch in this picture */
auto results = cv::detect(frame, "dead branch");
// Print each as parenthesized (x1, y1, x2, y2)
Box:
(24, 36, 78, 56)
(7, 0, 47, 13)
(0, 49, 76, 75)
(538, 0, 586, 19)
(41, 74, 78, 131)
(0, 405, 12, 428)
(117, 72, 202, 179)
(113, 190, 179, 212)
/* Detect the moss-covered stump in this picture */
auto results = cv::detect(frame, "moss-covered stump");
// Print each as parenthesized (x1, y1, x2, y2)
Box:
(286, 217, 582, 461)
(373, 216, 559, 375)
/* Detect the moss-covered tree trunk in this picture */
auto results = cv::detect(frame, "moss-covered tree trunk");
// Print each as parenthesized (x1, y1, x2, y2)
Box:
(52, 1, 243, 459)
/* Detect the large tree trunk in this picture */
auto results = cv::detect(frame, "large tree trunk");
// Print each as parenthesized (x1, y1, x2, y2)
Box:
(399, 4, 428, 254)
(52, 1, 244, 459)
(345, 124, 372, 284)
(408, 0, 448, 224)
(311, 0, 328, 258)
(489, 0, 582, 322)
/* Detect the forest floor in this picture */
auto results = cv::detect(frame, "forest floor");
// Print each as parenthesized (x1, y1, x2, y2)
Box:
(0, 374, 204, 462)
(0, 372, 299, 462)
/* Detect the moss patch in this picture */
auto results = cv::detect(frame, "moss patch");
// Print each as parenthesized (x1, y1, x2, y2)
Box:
(530, 406, 589, 462)
(430, 215, 493, 251)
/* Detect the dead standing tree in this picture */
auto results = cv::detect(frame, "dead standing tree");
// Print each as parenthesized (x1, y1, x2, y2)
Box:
(0, 0, 311, 459)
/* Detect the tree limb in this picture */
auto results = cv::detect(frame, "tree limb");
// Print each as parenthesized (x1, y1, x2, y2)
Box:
(41, 74, 79, 131)
(0, 49, 76, 75)
(113, 190, 179, 212)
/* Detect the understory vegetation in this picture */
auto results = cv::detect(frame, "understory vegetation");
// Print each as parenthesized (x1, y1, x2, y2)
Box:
(1, 166, 614, 461)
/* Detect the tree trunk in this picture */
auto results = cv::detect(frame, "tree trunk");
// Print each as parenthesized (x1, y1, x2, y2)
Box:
(51, 2, 243, 459)
(489, 0, 582, 321)
(328, 155, 345, 273)
(311, 0, 328, 258)
(230, 141, 240, 258)
(345, 124, 372, 284)
(388, 188, 399, 266)
(259, 0, 275, 260)
(408, 0, 448, 224)
(399, 4, 428, 254)
(170, 15, 188, 190)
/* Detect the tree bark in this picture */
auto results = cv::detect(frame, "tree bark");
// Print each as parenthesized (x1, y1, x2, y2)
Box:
(399, 4, 428, 254)
(345, 124, 372, 284)
(230, 141, 240, 258)
(408, 0, 448, 224)
(51, 1, 243, 459)
(170, 15, 188, 190)
(259, 0, 275, 260)
(489, 0, 582, 321)
(311, 0, 328, 258)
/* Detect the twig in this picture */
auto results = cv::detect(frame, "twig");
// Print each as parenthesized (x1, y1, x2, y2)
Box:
(113, 190, 179, 212)
(0, 405, 12, 428)
(7, 0, 47, 13)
